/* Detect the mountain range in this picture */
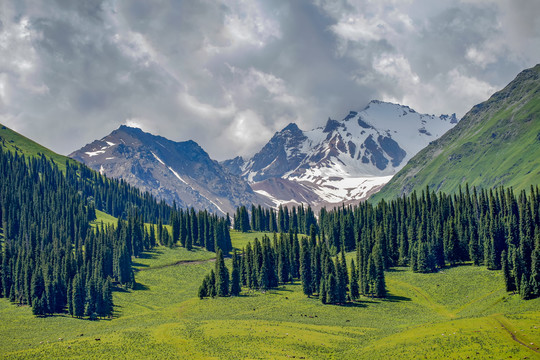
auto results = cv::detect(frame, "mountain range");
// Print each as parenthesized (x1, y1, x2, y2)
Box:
(223, 101, 457, 207)
(4, 64, 540, 215)
(70, 101, 457, 212)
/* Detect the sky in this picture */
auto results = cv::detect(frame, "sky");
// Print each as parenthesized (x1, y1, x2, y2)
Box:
(1, 0, 539, 160)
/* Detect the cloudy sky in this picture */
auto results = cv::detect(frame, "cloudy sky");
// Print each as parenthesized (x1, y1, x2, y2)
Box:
(1, 0, 539, 160)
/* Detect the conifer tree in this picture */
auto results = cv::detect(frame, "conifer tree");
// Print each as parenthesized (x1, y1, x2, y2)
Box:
(215, 250, 229, 297)
(349, 259, 359, 301)
(327, 273, 338, 304)
(520, 274, 531, 299)
(101, 279, 113, 318)
(72, 274, 85, 318)
(208, 270, 217, 297)
(320, 277, 327, 304)
(230, 251, 241, 296)
(300, 238, 312, 297)
(530, 230, 540, 297)
(198, 281, 207, 299)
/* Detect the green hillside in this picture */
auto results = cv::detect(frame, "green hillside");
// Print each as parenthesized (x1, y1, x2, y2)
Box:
(372, 64, 540, 202)
(0, 123, 76, 170)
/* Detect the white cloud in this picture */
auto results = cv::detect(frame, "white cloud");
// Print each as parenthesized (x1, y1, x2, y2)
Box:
(178, 91, 237, 119)
(1, 0, 539, 161)
(222, 0, 281, 49)
(223, 109, 273, 156)
(447, 69, 498, 104)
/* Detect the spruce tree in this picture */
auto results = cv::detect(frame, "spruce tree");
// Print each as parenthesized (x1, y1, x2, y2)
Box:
(101, 279, 113, 318)
(320, 278, 327, 304)
(349, 259, 359, 301)
(327, 273, 338, 304)
(501, 250, 515, 292)
(198, 279, 208, 299)
(208, 270, 217, 297)
(230, 251, 241, 296)
(520, 274, 531, 300)
(530, 230, 540, 297)
(215, 250, 229, 297)
(72, 274, 85, 318)
(300, 239, 312, 297)
(30, 270, 45, 316)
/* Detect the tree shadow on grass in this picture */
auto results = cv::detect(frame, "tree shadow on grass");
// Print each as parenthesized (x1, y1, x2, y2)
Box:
(112, 286, 130, 293)
(338, 301, 368, 308)
(132, 282, 150, 291)
(384, 294, 412, 302)
(137, 249, 163, 259)
(132, 261, 149, 268)
(112, 282, 149, 292)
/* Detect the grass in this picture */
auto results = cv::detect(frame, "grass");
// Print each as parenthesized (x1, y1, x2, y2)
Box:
(92, 210, 118, 227)
(0, 123, 77, 171)
(1, 237, 539, 359)
(230, 230, 280, 251)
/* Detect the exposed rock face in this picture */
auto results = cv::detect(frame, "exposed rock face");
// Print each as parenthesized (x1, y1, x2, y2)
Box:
(70, 125, 268, 215)
(237, 101, 457, 206)
(70, 100, 458, 212)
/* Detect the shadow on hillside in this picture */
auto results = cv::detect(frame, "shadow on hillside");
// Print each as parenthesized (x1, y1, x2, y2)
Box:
(339, 301, 367, 308)
(384, 294, 412, 302)
(138, 249, 163, 259)
(112, 286, 130, 293)
(112, 282, 149, 292)
(133, 282, 150, 291)
(132, 261, 149, 268)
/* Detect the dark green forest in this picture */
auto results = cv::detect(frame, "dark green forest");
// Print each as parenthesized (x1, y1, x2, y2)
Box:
(0, 149, 233, 318)
(208, 185, 540, 303)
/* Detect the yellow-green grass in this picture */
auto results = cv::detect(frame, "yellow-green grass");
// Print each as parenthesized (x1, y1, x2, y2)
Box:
(91, 210, 118, 228)
(230, 230, 308, 253)
(230, 230, 275, 251)
(1, 243, 539, 359)
(0, 123, 77, 171)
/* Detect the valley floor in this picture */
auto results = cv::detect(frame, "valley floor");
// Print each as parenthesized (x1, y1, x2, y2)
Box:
(1, 232, 539, 359)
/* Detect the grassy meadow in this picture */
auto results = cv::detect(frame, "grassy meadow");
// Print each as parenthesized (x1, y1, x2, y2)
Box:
(1, 230, 539, 359)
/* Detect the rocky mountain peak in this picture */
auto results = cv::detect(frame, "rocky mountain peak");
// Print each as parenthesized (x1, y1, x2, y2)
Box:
(70, 126, 268, 214)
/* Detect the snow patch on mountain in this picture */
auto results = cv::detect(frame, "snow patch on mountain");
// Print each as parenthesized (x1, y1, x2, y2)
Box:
(239, 100, 458, 206)
(151, 151, 165, 165)
(168, 166, 188, 185)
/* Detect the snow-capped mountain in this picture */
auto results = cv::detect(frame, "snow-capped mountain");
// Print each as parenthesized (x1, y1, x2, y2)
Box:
(224, 101, 458, 207)
(70, 125, 268, 215)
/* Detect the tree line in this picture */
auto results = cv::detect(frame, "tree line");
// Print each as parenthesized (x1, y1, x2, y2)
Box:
(205, 184, 539, 301)
(233, 204, 318, 235)
(199, 229, 386, 304)
(0, 150, 172, 318)
(168, 208, 232, 253)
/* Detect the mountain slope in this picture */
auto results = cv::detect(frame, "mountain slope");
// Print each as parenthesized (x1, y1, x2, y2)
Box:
(0, 123, 76, 170)
(372, 64, 540, 202)
(231, 101, 457, 206)
(70, 125, 266, 214)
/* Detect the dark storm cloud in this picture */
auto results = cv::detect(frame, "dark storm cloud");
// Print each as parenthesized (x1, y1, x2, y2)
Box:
(1, 0, 539, 160)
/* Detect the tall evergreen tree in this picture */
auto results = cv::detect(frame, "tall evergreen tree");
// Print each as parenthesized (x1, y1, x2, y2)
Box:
(230, 251, 241, 296)
(215, 250, 229, 297)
